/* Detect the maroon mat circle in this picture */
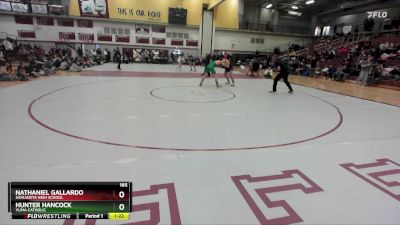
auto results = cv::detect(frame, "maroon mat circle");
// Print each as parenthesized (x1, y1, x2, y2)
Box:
(28, 81, 343, 151)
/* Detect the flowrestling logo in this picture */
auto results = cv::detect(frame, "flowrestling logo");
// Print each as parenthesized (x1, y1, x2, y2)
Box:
(367, 11, 388, 19)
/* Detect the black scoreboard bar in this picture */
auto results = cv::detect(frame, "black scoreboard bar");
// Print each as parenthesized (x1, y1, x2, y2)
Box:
(8, 182, 132, 220)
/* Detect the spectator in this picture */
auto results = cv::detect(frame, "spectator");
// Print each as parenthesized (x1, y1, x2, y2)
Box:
(351, 44, 358, 54)
(290, 50, 297, 60)
(247, 58, 260, 77)
(53, 55, 62, 68)
(371, 62, 383, 82)
(77, 47, 83, 58)
(325, 65, 336, 80)
(104, 48, 110, 62)
(170, 52, 175, 64)
(176, 54, 183, 71)
(123, 53, 129, 64)
(357, 56, 372, 85)
(340, 46, 348, 55)
(371, 47, 381, 62)
(0, 62, 18, 81)
(115, 47, 122, 70)
(69, 59, 82, 72)
(0, 50, 5, 64)
(303, 61, 312, 77)
(43, 56, 56, 75)
(327, 49, 336, 59)
(59, 59, 70, 70)
(2, 38, 13, 51)
(334, 64, 346, 81)
(16, 62, 29, 81)
(96, 47, 102, 56)
(263, 66, 273, 79)
(26, 59, 39, 77)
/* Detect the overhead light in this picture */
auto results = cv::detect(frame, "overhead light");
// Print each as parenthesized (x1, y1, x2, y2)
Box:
(288, 10, 302, 16)
(292, 5, 298, 9)
(266, 4, 272, 8)
(306, 0, 315, 4)
(48, 5, 64, 8)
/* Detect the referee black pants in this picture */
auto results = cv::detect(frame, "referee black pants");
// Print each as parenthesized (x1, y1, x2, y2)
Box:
(273, 73, 293, 92)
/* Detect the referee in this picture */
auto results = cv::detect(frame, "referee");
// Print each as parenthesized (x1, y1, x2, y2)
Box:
(270, 48, 293, 94)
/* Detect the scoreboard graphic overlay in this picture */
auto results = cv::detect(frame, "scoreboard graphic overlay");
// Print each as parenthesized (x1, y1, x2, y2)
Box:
(8, 182, 132, 220)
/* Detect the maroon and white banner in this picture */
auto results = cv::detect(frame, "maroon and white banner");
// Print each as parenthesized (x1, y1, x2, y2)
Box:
(135, 25, 150, 35)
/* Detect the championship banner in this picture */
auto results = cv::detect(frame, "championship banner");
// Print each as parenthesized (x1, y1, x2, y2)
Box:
(78, 0, 109, 18)
(135, 25, 150, 35)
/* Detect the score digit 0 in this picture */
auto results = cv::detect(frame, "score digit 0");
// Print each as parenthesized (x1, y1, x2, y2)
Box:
(119, 191, 125, 199)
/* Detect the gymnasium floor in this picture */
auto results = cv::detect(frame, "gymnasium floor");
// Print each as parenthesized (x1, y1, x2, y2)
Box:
(0, 63, 399, 225)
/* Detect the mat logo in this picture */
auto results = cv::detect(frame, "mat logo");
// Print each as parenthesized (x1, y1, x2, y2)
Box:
(231, 170, 323, 225)
(341, 158, 400, 201)
(129, 183, 181, 224)
(63, 183, 181, 225)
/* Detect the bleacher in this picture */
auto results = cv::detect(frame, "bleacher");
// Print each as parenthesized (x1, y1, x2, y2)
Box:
(286, 29, 400, 88)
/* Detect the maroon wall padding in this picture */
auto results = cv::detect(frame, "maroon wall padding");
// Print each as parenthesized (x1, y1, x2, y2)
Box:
(116, 35, 130, 43)
(97, 35, 113, 42)
(186, 40, 198, 47)
(153, 38, 165, 45)
(159, 27, 166, 33)
(79, 33, 95, 41)
(58, 19, 74, 27)
(171, 39, 184, 46)
(14, 16, 33, 24)
(152, 26, 166, 33)
(59, 32, 76, 40)
(18, 31, 36, 38)
(36, 17, 54, 26)
(136, 37, 149, 44)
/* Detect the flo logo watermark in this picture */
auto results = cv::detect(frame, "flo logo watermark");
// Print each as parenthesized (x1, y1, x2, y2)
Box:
(367, 11, 388, 19)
